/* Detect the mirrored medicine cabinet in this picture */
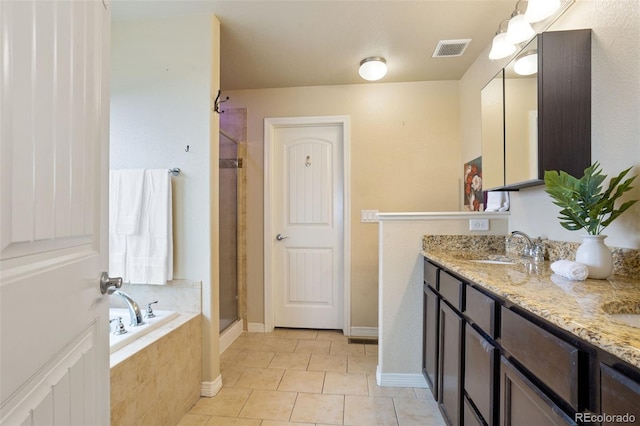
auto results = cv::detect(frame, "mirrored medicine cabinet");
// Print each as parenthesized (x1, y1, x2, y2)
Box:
(481, 29, 592, 191)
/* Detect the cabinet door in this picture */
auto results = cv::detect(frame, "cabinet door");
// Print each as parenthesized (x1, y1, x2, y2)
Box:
(439, 302, 464, 426)
(600, 364, 640, 425)
(465, 325, 497, 425)
(500, 357, 576, 426)
(423, 284, 440, 399)
(464, 396, 486, 426)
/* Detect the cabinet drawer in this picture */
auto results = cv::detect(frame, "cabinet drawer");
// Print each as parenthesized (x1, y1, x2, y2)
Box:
(600, 363, 640, 424)
(465, 325, 497, 426)
(501, 307, 580, 410)
(464, 285, 496, 338)
(424, 260, 438, 288)
(439, 270, 463, 310)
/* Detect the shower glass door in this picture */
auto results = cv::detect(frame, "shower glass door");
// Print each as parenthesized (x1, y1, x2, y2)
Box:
(219, 132, 239, 332)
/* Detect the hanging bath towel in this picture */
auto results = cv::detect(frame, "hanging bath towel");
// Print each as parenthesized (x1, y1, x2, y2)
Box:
(127, 169, 174, 285)
(109, 169, 145, 279)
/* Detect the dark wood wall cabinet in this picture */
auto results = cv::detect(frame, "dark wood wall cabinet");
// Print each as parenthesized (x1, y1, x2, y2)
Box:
(482, 29, 592, 191)
(422, 257, 640, 426)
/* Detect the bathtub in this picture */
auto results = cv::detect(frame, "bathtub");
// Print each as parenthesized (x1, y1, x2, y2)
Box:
(109, 308, 179, 353)
(109, 309, 201, 426)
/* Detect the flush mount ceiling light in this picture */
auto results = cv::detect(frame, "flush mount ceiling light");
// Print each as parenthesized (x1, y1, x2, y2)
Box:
(488, 21, 516, 60)
(359, 57, 387, 81)
(525, 0, 562, 23)
(514, 50, 538, 75)
(506, 2, 535, 44)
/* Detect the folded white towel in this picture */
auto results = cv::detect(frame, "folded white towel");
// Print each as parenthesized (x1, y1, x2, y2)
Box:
(551, 260, 589, 281)
(485, 191, 510, 212)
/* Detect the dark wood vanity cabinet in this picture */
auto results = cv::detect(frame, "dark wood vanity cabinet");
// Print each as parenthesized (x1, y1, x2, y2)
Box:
(423, 256, 640, 426)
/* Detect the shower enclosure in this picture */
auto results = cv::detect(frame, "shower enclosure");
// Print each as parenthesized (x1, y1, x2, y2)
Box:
(219, 109, 246, 333)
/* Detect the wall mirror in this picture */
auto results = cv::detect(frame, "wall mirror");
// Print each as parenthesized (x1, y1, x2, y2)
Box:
(480, 69, 504, 191)
(504, 37, 538, 187)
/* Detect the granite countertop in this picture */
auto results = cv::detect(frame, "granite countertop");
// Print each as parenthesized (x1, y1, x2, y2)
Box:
(422, 249, 640, 370)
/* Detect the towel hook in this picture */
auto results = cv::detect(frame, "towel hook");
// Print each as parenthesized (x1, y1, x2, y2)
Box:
(214, 90, 229, 114)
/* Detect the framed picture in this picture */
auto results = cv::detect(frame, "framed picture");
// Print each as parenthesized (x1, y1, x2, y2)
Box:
(464, 156, 483, 211)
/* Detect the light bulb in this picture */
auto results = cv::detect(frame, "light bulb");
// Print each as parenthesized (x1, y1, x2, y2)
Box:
(489, 33, 516, 60)
(524, 0, 562, 23)
(506, 14, 535, 44)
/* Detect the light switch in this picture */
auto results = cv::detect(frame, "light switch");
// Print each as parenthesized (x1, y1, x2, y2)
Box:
(361, 210, 379, 223)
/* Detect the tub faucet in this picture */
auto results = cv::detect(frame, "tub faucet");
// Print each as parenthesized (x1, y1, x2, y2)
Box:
(111, 290, 145, 327)
(510, 231, 544, 263)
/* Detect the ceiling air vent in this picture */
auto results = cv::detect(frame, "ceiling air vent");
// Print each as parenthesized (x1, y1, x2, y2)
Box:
(432, 39, 472, 58)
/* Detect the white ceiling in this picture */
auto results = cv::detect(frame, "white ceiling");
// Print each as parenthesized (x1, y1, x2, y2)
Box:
(111, 0, 518, 90)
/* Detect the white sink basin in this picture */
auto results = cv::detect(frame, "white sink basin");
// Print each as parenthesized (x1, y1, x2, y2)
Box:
(609, 314, 640, 328)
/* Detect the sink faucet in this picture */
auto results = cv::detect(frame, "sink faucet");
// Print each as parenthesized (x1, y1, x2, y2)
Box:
(510, 231, 544, 263)
(111, 290, 145, 327)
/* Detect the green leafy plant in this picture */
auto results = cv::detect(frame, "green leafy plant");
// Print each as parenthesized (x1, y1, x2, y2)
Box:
(544, 162, 638, 235)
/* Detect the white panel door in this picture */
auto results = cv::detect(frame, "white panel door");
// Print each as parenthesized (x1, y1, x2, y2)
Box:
(272, 123, 344, 329)
(0, 1, 111, 424)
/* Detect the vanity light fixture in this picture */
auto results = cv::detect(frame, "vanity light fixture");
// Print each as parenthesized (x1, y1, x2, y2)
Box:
(525, 0, 562, 23)
(506, 2, 535, 44)
(488, 21, 517, 60)
(359, 56, 387, 81)
(514, 50, 538, 75)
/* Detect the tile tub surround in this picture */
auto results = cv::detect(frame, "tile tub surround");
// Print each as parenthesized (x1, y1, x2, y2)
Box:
(111, 313, 201, 426)
(421, 235, 640, 370)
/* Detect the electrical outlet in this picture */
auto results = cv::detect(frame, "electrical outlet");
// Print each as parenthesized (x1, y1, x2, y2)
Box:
(361, 210, 379, 223)
(469, 219, 489, 231)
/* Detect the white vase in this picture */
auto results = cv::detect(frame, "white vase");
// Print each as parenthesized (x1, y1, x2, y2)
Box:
(575, 235, 613, 279)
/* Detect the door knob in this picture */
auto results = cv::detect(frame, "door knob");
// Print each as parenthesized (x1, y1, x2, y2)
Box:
(276, 234, 289, 241)
(100, 272, 123, 295)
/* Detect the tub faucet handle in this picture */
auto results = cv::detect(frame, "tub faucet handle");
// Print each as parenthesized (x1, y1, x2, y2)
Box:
(112, 317, 127, 335)
(145, 301, 158, 319)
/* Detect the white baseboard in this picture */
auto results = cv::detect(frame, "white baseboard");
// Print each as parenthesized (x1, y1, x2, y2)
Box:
(376, 365, 428, 388)
(350, 326, 378, 338)
(201, 375, 223, 397)
(247, 322, 265, 333)
(220, 320, 243, 354)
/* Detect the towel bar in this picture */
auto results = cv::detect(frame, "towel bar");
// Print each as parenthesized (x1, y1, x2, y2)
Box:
(168, 168, 181, 176)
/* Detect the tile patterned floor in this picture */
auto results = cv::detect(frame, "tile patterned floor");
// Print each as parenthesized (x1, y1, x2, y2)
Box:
(178, 328, 446, 426)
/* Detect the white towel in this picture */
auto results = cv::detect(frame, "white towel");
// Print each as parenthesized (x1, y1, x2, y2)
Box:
(126, 169, 173, 285)
(109, 170, 145, 279)
(551, 260, 589, 281)
(485, 191, 510, 212)
(110, 170, 145, 235)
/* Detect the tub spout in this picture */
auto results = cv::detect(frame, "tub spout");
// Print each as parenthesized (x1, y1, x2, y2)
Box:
(111, 290, 145, 327)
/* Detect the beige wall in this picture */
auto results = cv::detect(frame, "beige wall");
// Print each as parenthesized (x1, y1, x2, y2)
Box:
(461, 0, 640, 249)
(224, 82, 461, 329)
